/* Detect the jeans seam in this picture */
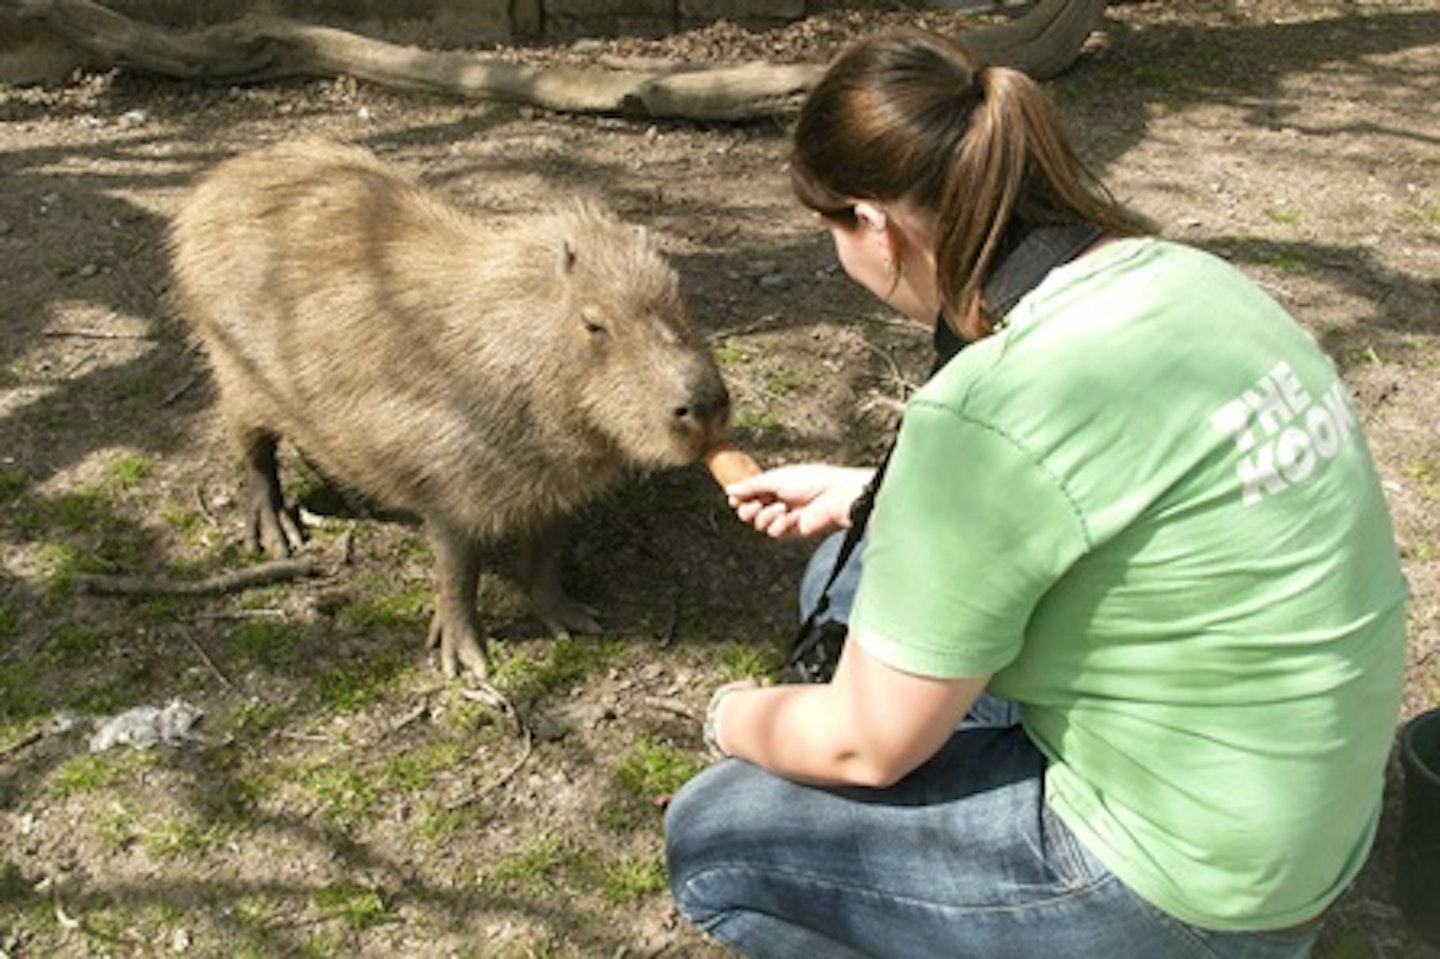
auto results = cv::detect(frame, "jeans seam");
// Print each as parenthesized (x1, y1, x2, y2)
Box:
(683, 863, 1116, 921)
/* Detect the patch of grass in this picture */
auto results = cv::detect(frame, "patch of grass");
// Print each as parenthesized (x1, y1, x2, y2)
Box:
(28, 490, 153, 573)
(137, 596, 192, 625)
(49, 489, 112, 531)
(113, 372, 165, 403)
(141, 816, 233, 861)
(1397, 204, 1440, 229)
(310, 649, 412, 713)
(1132, 65, 1190, 92)
(41, 623, 102, 666)
(296, 762, 378, 828)
(735, 408, 785, 434)
(433, 691, 496, 735)
(488, 835, 591, 897)
(614, 739, 707, 804)
(765, 370, 802, 396)
(0, 859, 33, 905)
(102, 453, 154, 492)
(714, 343, 751, 366)
(91, 800, 142, 852)
(0, 662, 46, 719)
(1266, 208, 1301, 226)
(232, 890, 285, 932)
(160, 502, 208, 540)
(414, 798, 491, 843)
(35, 541, 85, 592)
(0, 603, 18, 640)
(311, 881, 392, 931)
(1405, 457, 1440, 500)
(0, 467, 29, 502)
(721, 641, 782, 681)
(600, 853, 668, 903)
(337, 581, 430, 632)
(219, 697, 294, 740)
(229, 619, 303, 670)
(51, 752, 149, 798)
(493, 638, 622, 703)
(379, 739, 469, 791)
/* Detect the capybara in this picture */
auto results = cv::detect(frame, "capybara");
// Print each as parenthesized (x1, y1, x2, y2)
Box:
(169, 138, 731, 682)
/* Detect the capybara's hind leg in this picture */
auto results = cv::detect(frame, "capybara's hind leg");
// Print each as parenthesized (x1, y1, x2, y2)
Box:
(239, 428, 303, 557)
(520, 516, 600, 639)
(425, 520, 491, 682)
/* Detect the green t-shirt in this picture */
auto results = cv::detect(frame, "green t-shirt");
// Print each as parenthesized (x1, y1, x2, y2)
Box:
(850, 238, 1408, 931)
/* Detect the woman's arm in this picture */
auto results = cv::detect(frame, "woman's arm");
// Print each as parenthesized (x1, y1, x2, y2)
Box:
(712, 637, 989, 788)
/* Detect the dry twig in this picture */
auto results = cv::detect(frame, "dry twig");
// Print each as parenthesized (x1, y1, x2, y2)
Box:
(73, 558, 325, 597)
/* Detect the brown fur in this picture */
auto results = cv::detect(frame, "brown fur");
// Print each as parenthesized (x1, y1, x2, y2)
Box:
(169, 138, 730, 680)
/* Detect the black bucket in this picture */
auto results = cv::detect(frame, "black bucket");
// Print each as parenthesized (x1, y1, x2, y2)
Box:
(1398, 708, 1440, 944)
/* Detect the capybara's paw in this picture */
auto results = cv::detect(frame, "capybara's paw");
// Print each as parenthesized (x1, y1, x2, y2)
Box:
(427, 614, 491, 683)
(532, 596, 602, 640)
(247, 506, 303, 557)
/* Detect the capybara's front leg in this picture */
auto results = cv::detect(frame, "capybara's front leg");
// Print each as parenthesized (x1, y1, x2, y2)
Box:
(240, 429, 303, 556)
(425, 520, 491, 682)
(519, 516, 600, 639)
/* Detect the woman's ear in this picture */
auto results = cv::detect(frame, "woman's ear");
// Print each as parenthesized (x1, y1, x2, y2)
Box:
(852, 201, 889, 235)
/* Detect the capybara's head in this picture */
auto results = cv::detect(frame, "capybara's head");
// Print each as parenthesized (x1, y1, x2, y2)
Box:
(518, 204, 731, 468)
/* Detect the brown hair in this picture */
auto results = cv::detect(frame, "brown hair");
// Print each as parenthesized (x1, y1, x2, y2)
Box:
(791, 30, 1153, 340)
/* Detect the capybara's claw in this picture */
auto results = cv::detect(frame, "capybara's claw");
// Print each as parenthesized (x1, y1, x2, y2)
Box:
(427, 612, 491, 682)
(248, 505, 302, 557)
(532, 597, 601, 640)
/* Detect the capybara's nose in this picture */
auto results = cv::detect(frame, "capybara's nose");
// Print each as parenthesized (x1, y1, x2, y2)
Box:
(676, 378, 731, 430)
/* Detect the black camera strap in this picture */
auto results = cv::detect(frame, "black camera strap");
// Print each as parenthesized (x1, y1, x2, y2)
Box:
(784, 221, 1106, 683)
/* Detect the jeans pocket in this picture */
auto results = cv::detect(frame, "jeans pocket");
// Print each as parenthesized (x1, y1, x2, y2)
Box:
(1037, 800, 1107, 891)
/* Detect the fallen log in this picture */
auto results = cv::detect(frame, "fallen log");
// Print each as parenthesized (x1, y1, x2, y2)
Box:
(8, 0, 1106, 120)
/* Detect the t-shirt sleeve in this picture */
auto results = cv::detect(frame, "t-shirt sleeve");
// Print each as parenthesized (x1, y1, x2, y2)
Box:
(850, 399, 1092, 679)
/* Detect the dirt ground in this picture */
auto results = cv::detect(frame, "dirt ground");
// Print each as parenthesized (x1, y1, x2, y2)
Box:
(1, 1, 1437, 956)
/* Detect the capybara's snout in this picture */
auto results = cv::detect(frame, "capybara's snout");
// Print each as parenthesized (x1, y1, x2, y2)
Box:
(673, 365, 733, 457)
(677, 373, 731, 432)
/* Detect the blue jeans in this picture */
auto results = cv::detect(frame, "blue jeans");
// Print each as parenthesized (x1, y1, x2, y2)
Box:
(664, 534, 1321, 958)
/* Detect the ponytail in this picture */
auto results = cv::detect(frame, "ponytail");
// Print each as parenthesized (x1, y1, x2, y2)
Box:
(790, 30, 1154, 341)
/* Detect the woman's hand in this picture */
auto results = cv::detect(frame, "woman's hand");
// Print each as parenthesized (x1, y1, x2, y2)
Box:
(724, 464, 875, 538)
